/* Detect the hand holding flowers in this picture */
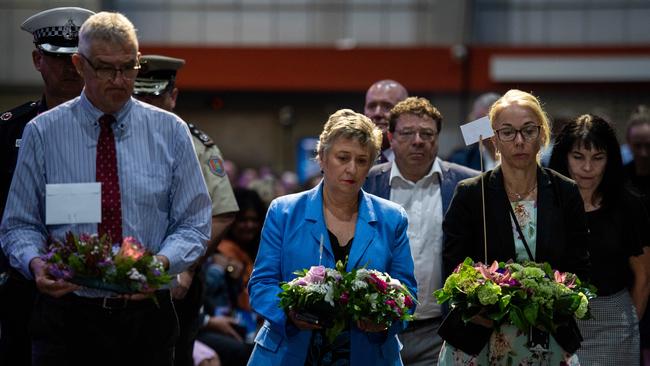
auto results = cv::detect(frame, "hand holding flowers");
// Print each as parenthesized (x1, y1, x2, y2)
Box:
(279, 261, 416, 342)
(42, 232, 172, 294)
(434, 257, 594, 353)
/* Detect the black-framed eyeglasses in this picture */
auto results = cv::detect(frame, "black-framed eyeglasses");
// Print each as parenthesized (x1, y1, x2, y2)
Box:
(78, 53, 141, 81)
(393, 128, 438, 142)
(494, 125, 541, 142)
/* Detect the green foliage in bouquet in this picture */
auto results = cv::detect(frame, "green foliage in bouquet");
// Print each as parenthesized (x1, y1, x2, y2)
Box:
(434, 257, 595, 334)
(43, 232, 172, 293)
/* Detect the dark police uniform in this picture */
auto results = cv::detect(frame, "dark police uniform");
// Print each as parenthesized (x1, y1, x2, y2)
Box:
(0, 7, 94, 366)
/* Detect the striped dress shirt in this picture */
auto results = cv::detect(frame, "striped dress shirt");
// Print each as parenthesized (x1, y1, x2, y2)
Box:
(0, 92, 211, 296)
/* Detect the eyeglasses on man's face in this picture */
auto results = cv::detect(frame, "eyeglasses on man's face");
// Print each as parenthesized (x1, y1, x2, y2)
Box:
(79, 53, 141, 81)
(494, 125, 541, 142)
(393, 128, 438, 142)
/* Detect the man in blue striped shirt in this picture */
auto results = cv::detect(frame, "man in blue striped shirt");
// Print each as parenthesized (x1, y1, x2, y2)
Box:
(0, 12, 211, 366)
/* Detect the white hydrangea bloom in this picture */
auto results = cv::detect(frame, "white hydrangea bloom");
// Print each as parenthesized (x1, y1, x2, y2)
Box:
(352, 280, 368, 291)
(366, 293, 379, 311)
(324, 283, 335, 306)
(127, 268, 146, 282)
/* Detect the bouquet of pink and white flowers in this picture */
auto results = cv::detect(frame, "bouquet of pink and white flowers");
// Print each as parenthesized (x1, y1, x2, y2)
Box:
(279, 262, 346, 341)
(279, 261, 416, 341)
(342, 267, 416, 328)
(42, 232, 172, 293)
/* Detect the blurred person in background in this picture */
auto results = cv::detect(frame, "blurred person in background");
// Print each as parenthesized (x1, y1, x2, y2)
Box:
(0, 7, 94, 366)
(625, 105, 650, 203)
(133, 54, 239, 366)
(364, 79, 408, 164)
(447, 92, 501, 171)
(198, 188, 266, 366)
(549, 114, 650, 365)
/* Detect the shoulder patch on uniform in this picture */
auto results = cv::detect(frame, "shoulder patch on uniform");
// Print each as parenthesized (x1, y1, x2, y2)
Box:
(208, 156, 226, 177)
(188, 123, 214, 147)
(0, 101, 38, 124)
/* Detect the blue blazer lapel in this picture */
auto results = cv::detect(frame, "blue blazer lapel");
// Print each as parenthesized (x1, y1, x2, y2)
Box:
(306, 183, 334, 263)
(347, 191, 378, 270)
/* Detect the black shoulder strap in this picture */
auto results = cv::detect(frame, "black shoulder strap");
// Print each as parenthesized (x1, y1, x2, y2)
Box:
(186, 123, 214, 147)
(507, 200, 535, 261)
(0, 101, 38, 124)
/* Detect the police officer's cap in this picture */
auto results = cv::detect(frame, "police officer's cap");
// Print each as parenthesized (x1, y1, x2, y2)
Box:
(21, 7, 95, 55)
(134, 55, 186, 96)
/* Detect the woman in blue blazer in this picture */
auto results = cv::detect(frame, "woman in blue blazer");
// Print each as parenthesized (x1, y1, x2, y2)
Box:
(247, 109, 417, 366)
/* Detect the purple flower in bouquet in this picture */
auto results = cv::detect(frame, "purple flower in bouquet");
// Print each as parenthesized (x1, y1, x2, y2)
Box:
(48, 264, 73, 280)
(340, 291, 350, 305)
(304, 265, 327, 284)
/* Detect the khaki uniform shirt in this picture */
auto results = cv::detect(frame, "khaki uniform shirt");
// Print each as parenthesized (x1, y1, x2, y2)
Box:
(190, 133, 238, 216)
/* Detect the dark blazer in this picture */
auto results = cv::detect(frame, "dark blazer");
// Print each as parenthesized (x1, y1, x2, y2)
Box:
(447, 144, 482, 171)
(442, 165, 590, 280)
(363, 159, 479, 216)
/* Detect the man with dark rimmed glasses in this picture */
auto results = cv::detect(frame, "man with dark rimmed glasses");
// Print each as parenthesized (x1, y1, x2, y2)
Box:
(0, 11, 211, 366)
(363, 97, 478, 366)
(0, 7, 94, 366)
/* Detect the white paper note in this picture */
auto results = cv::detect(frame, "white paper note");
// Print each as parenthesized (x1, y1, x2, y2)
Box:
(460, 116, 494, 145)
(45, 183, 101, 225)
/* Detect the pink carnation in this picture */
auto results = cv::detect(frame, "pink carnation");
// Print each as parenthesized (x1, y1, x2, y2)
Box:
(369, 273, 388, 293)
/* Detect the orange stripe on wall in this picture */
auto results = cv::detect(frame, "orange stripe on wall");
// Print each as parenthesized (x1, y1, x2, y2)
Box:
(139, 46, 464, 92)
(139, 45, 650, 93)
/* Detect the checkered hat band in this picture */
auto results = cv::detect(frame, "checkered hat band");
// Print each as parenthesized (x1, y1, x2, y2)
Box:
(33, 26, 80, 41)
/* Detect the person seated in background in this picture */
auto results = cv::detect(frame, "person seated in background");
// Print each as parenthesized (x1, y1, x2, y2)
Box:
(197, 188, 267, 366)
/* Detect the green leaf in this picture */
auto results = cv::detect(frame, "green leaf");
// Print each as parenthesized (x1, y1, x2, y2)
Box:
(523, 302, 539, 325)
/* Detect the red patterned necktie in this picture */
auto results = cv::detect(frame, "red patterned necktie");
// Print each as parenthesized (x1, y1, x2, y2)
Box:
(97, 114, 123, 244)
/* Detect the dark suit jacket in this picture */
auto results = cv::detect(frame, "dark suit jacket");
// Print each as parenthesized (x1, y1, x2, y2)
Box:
(362, 159, 479, 217)
(442, 165, 591, 280)
(447, 144, 482, 171)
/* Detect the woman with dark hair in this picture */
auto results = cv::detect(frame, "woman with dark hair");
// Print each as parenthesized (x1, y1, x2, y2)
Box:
(549, 114, 650, 365)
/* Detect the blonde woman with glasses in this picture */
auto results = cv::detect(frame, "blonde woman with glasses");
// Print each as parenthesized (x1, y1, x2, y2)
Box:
(440, 89, 590, 365)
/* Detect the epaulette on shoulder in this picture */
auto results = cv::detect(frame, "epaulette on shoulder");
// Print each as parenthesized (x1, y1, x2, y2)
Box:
(0, 101, 39, 124)
(187, 123, 214, 147)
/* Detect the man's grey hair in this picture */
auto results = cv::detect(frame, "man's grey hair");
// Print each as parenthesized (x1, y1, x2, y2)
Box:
(78, 12, 138, 56)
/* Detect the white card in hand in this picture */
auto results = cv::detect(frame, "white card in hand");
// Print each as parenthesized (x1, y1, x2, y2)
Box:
(45, 183, 101, 225)
(460, 116, 494, 146)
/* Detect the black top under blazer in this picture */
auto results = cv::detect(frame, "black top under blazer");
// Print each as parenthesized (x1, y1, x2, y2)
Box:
(442, 165, 591, 281)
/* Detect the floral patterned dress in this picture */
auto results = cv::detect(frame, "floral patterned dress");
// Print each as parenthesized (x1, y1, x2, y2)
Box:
(437, 200, 581, 366)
